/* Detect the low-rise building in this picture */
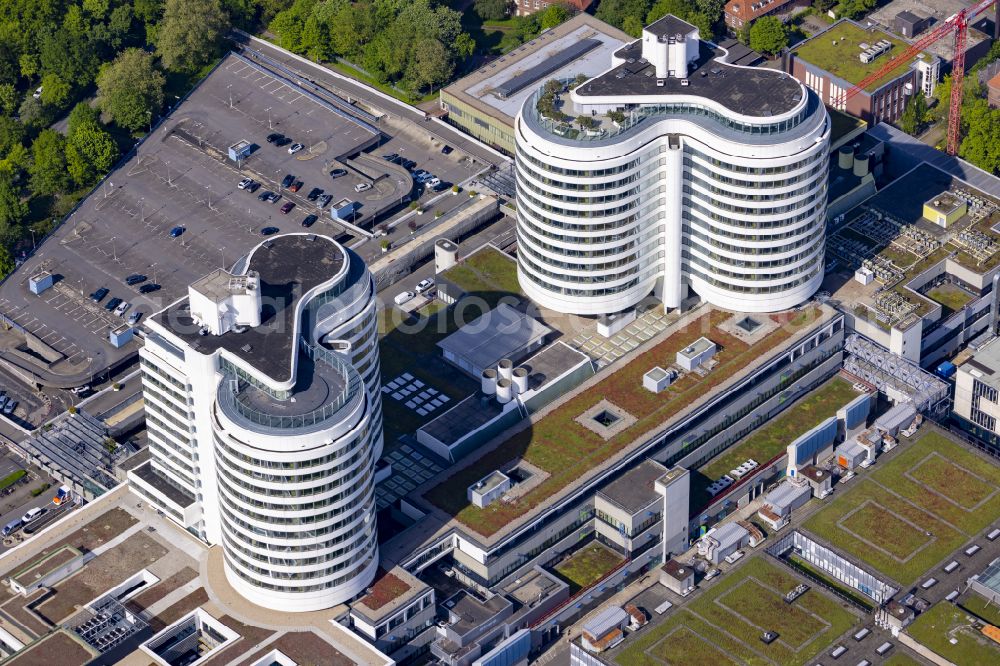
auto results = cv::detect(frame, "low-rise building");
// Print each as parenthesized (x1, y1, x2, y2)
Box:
(697, 522, 750, 564)
(349, 568, 435, 655)
(579, 607, 629, 653)
(658, 559, 695, 596)
(787, 20, 939, 124)
(439, 13, 629, 155)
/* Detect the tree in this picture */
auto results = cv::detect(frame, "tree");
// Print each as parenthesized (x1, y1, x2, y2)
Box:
(539, 4, 571, 30)
(0, 84, 18, 116)
(474, 0, 511, 21)
(407, 39, 452, 93)
(97, 48, 165, 132)
(0, 245, 13, 278)
(39, 73, 73, 109)
(67, 102, 101, 137)
(959, 100, 1000, 175)
(66, 122, 118, 186)
(749, 16, 788, 56)
(0, 175, 27, 232)
(836, 0, 876, 20)
(898, 93, 927, 136)
(0, 117, 26, 157)
(622, 15, 644, 38)
(157, 0, 227, 72)
(29, 129, 69, 195)
(17, 97, 55, 129)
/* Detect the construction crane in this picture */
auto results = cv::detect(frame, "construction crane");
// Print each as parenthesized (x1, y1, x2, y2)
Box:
(832, 0, 998, 156)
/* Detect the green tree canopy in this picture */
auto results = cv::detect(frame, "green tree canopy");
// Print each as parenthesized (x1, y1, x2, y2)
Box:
(66, 103, 118, 186)
(97, 48, 165, 132)
(0, 84, 18, 117)
(0, 117, 25, 157)
(474, 0, 511, 21)
(749, 16, 788, 56)
(39, 73, 73, 109)
(156, 0, 227, 72)
(0, 176, 26, 232)
(899, 93, 927, 136)
(959, 99, 1000, 175)
(29, 129, 69, 195)
(539, 4, 571, 30)
(0, 244, 14, 278)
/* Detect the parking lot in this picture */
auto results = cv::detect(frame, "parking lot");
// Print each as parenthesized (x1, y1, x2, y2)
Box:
(0, 51, 484, 388)
(0, 453, 60, 552)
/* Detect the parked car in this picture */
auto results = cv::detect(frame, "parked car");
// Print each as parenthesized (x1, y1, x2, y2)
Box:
(261, 226, 280, 236)
(415, 278, 435, 294)
(258, 190, 272, 201)
(2, 519, 21, 536)
(169, 226, 185, 237)
(281, 174, 295, 189)
(394, 291, 415, 306)
(307, 187, 323, 201)
(21, 508, 42, 524)
(401, 159, 417, 170)
(246, 181, 261, 193)
(125, 274, 147, 285)
(139, 283, 161, 294)
(288, 143, 304, 154)
(127, 311, 143, 325)
(330, 169, 348, 179)
(71, 385, 91, 395)
(280, 201, 295, 214)
(382, 153, 399, 161)
(289, 180, 303, 193)
(354, 183, 372, 193)
(114, 301, 130, 316)
(266, 133, 285, 144)
(238, 177, 254, 190)
(427, 177, 442, 188)
(441, 145, 453, 155)
(105, 297, 122, 311)
(413, 169, 429, 179)
(90, 287, 109, 302)
(317, 194, 333, 208)
(432, 181, 450, 192)
(302, 214, 318, 228)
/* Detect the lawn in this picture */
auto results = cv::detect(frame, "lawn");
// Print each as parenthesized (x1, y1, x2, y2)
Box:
(925, 282, 974, 313)
(613, 557, 858, 666)
(424, 307, 827, 536)
(649, 626, 738, 666)
(792, 22, 925, 92)
(698, 376, 859, 485)
(906, 603, 1000, 665)
(553, 542, 624, 593)
(878, 244, 917, 268)
(803, 428, 1000, 584)
(440, 246, 523, 310)
(960, 593, 1000, 627)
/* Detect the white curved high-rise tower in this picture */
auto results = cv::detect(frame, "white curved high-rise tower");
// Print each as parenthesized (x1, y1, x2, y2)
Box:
(514, 14, 830, 315)
(131, 233, 382, 612)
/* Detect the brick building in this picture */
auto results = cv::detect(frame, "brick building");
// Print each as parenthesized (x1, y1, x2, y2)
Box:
(724, 0, 795, 31)
(787, 19, 939, 124)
